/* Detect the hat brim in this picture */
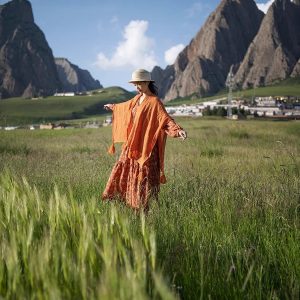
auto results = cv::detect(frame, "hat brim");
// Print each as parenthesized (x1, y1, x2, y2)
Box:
(129, 79, 155, 83)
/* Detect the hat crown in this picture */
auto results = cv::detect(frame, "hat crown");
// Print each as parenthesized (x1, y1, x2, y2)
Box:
(129, 69, 153, 82)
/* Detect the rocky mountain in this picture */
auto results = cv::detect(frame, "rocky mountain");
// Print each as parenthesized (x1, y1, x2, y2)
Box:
(0, 0, 61, 98)
(151, 65, 175, 99)
(55, 58, 102, 92)
(0, 0, 103, 99)
(235, 0, 300, 88)
(291, 58, 300, 77)
(153, 0, 264, 101)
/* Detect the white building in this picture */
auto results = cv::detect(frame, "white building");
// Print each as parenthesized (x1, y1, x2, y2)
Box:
(103, 116, 112, 126)
(255, 96, 276, 107)
(84, 121, 100, 129)
(166, 105, 203, 117)
(54, 92, 75, 97)
(4, 126, 18, 130)
(246, 106, 280, 116)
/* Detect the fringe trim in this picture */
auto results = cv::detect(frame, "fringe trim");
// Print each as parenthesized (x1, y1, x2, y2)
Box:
(160, 174, 166, 184)
(108, 144, 115, 154)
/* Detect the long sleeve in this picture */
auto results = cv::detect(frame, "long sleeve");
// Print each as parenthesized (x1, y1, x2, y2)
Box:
(154, 99, 183, 138)
(108, 98, 137, 154)
(163, 118, 182, 137)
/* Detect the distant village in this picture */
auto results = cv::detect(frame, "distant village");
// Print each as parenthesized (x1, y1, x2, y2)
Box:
(165, 96, 300, 119)
(53, 91, 100, 97)
(1, 117, 112, 131)
(1, 95, 300, 131)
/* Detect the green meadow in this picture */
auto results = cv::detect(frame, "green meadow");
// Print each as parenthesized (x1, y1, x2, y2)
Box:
(0, 118, 299, 299)
(0, 87, 133, 126)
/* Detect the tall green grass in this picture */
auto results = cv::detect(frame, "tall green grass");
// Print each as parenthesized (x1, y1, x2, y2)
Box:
(0, 171, 175, 299)
(0, 119, 299, 299)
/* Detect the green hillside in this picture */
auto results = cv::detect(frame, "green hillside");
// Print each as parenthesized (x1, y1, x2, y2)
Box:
(0, 87, 134, 126)
(166, 77, 300, 106)
(1, 79, 300, 126)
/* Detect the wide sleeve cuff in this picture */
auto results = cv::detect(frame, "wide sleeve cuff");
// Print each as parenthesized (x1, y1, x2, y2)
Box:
(163, 118, 183, 137)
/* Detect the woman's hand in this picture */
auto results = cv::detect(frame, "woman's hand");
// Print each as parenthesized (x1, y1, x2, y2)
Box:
(104, 104, 114, 111)
(178, 130, 187, 140)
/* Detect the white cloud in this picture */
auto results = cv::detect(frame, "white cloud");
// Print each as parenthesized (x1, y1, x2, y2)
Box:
(94, 20, 157, 70)
(164, 44, 185, 65)
(256, 0, 274, 13)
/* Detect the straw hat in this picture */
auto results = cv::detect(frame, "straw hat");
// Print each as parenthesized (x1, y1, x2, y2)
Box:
(129, 69, 154, 83)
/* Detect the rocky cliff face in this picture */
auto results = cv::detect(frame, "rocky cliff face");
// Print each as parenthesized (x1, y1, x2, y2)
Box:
(291, 58, 300, 77)
(235, 0, 300, 88)
(156, 0, 264, 101)
(55, 58, 102, 92)
(0, 0, 61, 98)
(151, 65, 175, 99)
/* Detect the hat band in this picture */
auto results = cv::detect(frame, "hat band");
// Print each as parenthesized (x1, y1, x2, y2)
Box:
(129, 69, 154, 82)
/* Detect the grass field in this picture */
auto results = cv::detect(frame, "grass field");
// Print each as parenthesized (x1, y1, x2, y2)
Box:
(0, 118, 299, 299)
(0, 87, 134, 126)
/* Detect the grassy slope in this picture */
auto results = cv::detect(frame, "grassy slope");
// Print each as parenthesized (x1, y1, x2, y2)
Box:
(0, 87, 134, 126)
(166, 77, 300, 106)
(0, 119, 299, 299)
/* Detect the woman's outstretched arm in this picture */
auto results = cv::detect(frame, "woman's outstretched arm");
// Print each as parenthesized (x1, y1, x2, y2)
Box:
(163, 118, 187, 140)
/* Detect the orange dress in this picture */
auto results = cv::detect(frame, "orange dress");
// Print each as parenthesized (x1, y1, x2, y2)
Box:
(102, 94, 182, 210)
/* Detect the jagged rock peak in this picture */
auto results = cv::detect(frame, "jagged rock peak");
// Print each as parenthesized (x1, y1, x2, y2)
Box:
(0, 0, 61, 98)
(151, 65, 175, 100)
(235, 0, 300, 88)
(0, 0, 33, 24)
(161, 0, 264, 101)
(55, 58, 102, 92)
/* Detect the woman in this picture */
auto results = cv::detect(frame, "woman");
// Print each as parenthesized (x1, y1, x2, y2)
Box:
(102, 69, 187, 211)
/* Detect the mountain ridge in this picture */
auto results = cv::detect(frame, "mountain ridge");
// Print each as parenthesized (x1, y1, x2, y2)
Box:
(153, 0, 264, 101)
(0, 0, 102, 99)
(235, 0, 300, 88)
(153, 0, 300, 101)
(55, 58, 102, 93)
(0, 0, 61, 98)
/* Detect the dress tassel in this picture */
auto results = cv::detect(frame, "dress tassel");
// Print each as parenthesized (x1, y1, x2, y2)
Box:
(160, 174, 166, 184)
(108, 144, 115, 154)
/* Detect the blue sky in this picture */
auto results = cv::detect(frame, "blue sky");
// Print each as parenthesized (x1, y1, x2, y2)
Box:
(1, 0, 273, 90)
